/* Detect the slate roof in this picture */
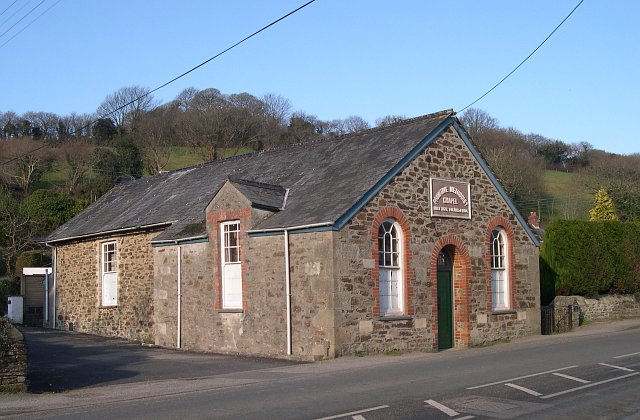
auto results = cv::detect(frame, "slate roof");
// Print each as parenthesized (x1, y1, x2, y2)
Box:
(45, 109, 539, 246)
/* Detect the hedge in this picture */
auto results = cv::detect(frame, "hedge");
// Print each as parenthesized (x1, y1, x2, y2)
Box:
(540, 220, 640, 305)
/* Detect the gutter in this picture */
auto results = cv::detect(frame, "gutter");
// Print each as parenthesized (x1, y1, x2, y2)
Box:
(247, 221, 333, 235)
(45, 221, 174, 245)
(149, 234, 208, 245)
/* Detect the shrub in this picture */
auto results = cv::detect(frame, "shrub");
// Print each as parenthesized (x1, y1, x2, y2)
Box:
(540, 220, 640, 304)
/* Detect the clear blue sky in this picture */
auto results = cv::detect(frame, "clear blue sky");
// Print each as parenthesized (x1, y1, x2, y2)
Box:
(1, 0, 638, 155)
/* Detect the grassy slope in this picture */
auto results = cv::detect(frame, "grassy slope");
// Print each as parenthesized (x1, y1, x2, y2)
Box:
(36, 147, 252, 190)
(538, 170, 594, 222)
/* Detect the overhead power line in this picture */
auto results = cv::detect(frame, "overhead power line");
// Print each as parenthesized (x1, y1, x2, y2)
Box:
(0, 0, 62, 50)
(0, 0, 32, 30)
(0, 1, 20, 19)
(0, 0, 45, 40)
(457, 0, 584, 114)
(1, 0, 317, 166)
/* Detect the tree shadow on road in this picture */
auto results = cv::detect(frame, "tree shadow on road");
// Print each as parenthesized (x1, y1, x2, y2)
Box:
(22, 327, 148, 393)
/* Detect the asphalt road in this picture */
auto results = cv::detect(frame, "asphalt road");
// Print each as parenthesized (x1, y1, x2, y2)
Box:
(20, 326, 300, 393)
(3, 319, 640, 419)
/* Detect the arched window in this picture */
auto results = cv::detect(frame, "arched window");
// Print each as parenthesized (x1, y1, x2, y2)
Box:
(491, 228, 509, 310)
(378, 219, 404, 316)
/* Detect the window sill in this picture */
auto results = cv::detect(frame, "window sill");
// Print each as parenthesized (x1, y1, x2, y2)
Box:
(378, 315, 412, 322)
(219, 309, 243, 313)
(491, 309, 516, 315)
(100, 305, 117, 309)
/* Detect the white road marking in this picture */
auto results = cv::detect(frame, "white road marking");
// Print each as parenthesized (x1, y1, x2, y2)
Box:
(599, 362, 635, 372)
(315, 405, 389, 420)
(613, 351, 640, 359)
(467, 365, 578, 389)
(352, 416, 366, 420)
(541, 372, 640, 399)
(424, 399, 461, 417)
(505, 382, 543, 396)
(552, 372, 591, 384)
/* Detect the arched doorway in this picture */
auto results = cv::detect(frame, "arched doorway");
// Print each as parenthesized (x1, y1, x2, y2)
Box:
(437, 248, 454, 350)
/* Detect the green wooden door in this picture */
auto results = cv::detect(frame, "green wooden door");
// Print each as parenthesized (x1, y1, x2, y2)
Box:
(437, 270, 453, 350)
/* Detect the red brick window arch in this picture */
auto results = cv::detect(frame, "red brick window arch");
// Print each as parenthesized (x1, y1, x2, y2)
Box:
(371, 208, 413, 317)
(486, 218, 516, 312)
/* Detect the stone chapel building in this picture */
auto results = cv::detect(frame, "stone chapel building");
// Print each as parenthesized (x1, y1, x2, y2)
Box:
(45, 110, 541, 360)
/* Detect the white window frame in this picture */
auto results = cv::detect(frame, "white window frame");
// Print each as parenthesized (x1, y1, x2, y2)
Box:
(491, 228, 510, 311)
(101, 241, 118, 307)
(377, 219, 404, 316)
(220, 220, 242, 309)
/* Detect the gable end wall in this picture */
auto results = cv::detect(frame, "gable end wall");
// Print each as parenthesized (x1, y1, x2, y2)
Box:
(333, 126, 540, 356)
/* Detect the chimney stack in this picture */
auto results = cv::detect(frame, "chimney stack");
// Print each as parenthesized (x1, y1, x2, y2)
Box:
(528, 211, 540, 229)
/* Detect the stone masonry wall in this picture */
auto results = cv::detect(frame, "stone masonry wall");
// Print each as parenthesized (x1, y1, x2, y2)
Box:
(0, 318, 27, 392)
(333, 126, 540, 356)
(55, 230, 158, 341)
(288, 231, 336, 360)
(153, 181, 335, 361)
(554, 295, 640, 323)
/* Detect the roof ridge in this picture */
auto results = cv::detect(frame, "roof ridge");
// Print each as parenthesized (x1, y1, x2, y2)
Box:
(334, 108, 455, 140)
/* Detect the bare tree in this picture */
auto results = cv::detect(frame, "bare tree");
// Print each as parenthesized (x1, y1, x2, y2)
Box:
(0, 112, 19, 138)
(459, 108, 498, 141)
(190, 88, 227, 113)
(322, 116, 369, 136)
(174, 87, 199, 112)
(262, 93, 291, 125)
(134, 107, 178, 174)
(478, 128, 545, 203)
(0, 138, 52, 194)
(0, 193, 35, 275)
(24, 111, 59, 140)
(375, 114, 406, 127)
(261, 93, 291, 147)
(59, 113, 95, 139)
(96, 86, 156, 133)
(52, 141, 94, 194)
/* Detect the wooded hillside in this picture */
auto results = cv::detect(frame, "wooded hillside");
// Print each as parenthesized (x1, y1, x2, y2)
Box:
(1, 86, 639, 277)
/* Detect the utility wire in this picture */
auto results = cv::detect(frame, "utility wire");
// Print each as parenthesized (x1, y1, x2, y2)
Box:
(0, 0, 32, 30)
(1, 0, 317, 166)
(457, 0, 584, 114)
(0, 0, 45, 39)
(0, 0, 19, 19)
(0, 0, 62, 50)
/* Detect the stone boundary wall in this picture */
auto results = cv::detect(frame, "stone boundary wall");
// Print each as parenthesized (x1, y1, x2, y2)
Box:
(0, 318, 27, 392)
(553, 295, 640, 323)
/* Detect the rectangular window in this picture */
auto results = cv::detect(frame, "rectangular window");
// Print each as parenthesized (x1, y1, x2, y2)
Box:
(220, 221, 242, 309)
(379, 268, 401, 315)
(491, 269, 506, 309)
(101, 242, 117, 306)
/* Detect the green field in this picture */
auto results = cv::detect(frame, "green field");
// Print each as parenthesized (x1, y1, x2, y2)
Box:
(537, 170, 594, 222)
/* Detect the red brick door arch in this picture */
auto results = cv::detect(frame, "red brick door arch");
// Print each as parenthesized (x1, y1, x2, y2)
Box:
(430, 236, 471, 349)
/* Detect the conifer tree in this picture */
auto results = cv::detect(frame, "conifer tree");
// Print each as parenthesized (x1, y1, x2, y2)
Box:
(589, 187, 618, 221)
